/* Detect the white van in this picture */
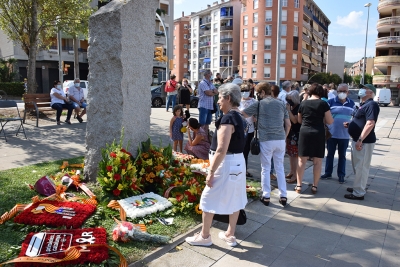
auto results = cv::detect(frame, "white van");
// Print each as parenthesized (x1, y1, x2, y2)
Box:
(374, 88, 391, 107)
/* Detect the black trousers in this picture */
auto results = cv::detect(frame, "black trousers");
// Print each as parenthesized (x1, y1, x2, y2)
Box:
(243, 131, 254, 170)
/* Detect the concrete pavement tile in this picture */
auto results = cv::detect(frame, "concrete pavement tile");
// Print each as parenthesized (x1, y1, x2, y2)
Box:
(346, 212, 388, 236)
(146, 247, 215, 267)
(245, 224, 296, 248)
(280, 204, 319, 220)
(288, 233, 340, 258)
(326, 248, 380, 267)
(245, 200, 278, 224)
(319, 199, 357, 219)
(336, 228, 385, 253)
(379, 236, 400, 267)
(269, 247, 329, 267)
(308, 211, 351, 234)
(263, 213, 310, 236)
(356, 204, 392, 220)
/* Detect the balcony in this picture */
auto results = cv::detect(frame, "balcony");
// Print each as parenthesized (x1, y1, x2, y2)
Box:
(199, 53, 211, 59)
(199, 41, 211, 48)
(313, 29, 323, 39)
(220, 26, 233, 31)
(302, 34, 310, 43)
(374, 55, 400, 66)
(301, 74, 308, 81)
(373, 75, 400, 84)
(200, 18, 212, 26)
(199, 30, 211, 36)
(220, 38, 233, 43)
(220, 62, 232, 67)
(303, 21, 311, 30)
(378, 0, 400, 15)
(303, 6, 313, 18)
(220, 50, 233, 55)
(376, 36, 400, 48)
(312, 40, 318, 48)
(322, 58, 327, 64)
(302, 62, 311, 68)
(311, 64, 319, 71)
(323, 47, 327, 54)
(221, 13, 233, 19)
(377, 16, 400, 32)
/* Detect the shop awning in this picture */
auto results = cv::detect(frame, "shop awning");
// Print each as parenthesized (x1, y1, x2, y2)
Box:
(302, 27, 307, 34)
(302, 41, 308, 49)
(302, 55, 311, 63)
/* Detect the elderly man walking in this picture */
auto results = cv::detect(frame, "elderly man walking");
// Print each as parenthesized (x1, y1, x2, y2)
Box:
(345, 84, 380, 200)
(197, 70, 219, 132)
(278, 81, 291, 105)
(321, 84, 355, 183)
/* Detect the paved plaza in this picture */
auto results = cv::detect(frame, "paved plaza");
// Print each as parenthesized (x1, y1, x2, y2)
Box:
(1, 106, 400, 267)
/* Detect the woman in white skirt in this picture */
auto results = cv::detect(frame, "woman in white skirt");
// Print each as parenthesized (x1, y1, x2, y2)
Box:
(185, 83, 247, 247)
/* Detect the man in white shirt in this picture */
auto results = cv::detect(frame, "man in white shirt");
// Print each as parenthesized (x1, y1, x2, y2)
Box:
(68, 78, 87, 123)
(278, 80, 291, 105)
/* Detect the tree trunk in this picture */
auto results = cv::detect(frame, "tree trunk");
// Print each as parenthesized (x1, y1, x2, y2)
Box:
(74, 37, 79, 78)
(27, 0, 39, 93)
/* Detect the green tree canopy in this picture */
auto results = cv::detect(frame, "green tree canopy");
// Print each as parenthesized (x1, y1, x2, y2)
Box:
(309, 72, 343, 85)
(353, 74, 372, 85)
(343, 72, 352, 84)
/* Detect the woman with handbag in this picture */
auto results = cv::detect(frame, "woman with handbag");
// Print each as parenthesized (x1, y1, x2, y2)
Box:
(285, 91, 301, 183)
(242, 82, 291, 206)
(185, 83, 247, 247)
(295, 84, 334, 194)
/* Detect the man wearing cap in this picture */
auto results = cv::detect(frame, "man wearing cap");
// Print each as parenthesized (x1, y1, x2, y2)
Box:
(345, 84, 380, 200)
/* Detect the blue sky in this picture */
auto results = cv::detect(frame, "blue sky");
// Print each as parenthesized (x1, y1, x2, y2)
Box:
(174, 0, 378, 63)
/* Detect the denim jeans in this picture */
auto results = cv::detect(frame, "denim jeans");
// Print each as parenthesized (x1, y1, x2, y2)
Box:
(198, 107, 212, 126)
(51, 103, 73, 122)
(166, 94, 177, 111)
(215, 104, 222, 120)
(325, 138, 349, 178)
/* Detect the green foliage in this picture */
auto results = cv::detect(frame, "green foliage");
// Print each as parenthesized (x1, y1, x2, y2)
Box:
(310, 72, 343, 85)
(343, 72, 353, 84)
(353, 74, 372, 85)
(0, 58, 18, 82)
(0, 82, 25, 96)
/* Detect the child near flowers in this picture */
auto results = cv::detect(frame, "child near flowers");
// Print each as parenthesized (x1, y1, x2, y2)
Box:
(170, 105, 184, 152)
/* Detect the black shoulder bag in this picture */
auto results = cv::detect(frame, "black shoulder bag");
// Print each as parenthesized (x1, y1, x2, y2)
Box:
(250, 102, 260, 155)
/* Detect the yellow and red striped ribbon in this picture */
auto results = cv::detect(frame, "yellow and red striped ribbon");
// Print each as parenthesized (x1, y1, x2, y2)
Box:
(107, 200, 127, 221)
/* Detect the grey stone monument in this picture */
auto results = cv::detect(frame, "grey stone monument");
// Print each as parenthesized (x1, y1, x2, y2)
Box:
(85, 0, 158, 181)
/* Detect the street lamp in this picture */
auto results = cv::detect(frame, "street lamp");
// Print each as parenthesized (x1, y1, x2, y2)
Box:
(361, 2, 372, 85)
(230, 59, 234, 77)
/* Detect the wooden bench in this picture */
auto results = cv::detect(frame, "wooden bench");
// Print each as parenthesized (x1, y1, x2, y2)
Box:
(23, 93, 70, 127)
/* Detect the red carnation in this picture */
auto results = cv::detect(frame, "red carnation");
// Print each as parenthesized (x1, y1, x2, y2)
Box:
(188, 195, 197, 203)
(131, 183, 137, 190)
(110, 152, 117, 158)
(120, 148, 127, 153)
(136, 160, 142, 165)
(106, 165, 113, 172)
(120, 165, 127, 170)
(113, 189, 121, 196)
(113, 174, 121, 180)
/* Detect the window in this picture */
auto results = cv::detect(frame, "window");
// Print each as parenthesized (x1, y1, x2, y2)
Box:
(252, 54, 257, 64)
(214, 11, 218, 19)
(174, 45, 176, 50)
(174, 26, 176, 31)
(242, 55, 247, 65)
(213, 58, 217, 67)
(281, 25, 287, 36)
(213, 35, 218, 44)
(280, 67, 285, 78)
(253, 13, 258, 23)
(173, 64, 176, 69)
(252, 67, 257, 78)
(243, 15, 248, 26)
(184, 53, 187, 58)
(266, 0, 272, 7)
(264, 53, 271, 64)
(243, 42, 248, 52)
(253, 26, 258, 37)
(292, 67, 297, 78)
(265, 10, 272, 21)
(184, 24, 188, 29)
(294, 11, 299, 22)
(184, 44, 188, 49)
(294, 0, 300, 8)
(184, 63, 187, 68)
(213, 23, 218, 31)
(253, 0, 258, 9)
(252, 40, 258, 51)
(242, 68, 247, 78)
(280, 53, 286, 64)
(213, 47, 218, 56)
(193, 29, 197, 37)
(281, 38, 286, 50)
(264, 67, 271, 78)
(292, 54, 298, 64)
(184, 34, 188, 39)
(282, 0, 287, 7)
(264, 39, 271, 49)
(243, 28, 248, 38)
(282, 10, 287, 21)
(293, 26, 298, 37)
(265, 25, 272, 36)
(174, 35, 176, 40)
(174, 55, 176, 59)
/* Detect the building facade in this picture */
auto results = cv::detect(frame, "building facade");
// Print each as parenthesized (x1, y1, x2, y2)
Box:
(173, 13, 191, 81)
(374, 0, 400, 102)
(0, 0, 174, 92)
(189, 0, 242, 82)
(348, 57, 374, 77)
(326, 45, 345, 80)
(239, 0, 329, 84)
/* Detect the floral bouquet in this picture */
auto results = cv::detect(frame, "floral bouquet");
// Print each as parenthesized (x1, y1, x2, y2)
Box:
(172, 151, 194, 163)
(246, 185, 259, 198)
(112, 220, 169, 244)
(97, 130, 142, 199)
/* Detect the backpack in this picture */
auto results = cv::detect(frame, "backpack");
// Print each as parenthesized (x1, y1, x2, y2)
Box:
(165, 80, 175, 93)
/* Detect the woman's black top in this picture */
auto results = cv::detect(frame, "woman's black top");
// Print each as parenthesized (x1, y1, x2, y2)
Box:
(210, 110, 245, 153)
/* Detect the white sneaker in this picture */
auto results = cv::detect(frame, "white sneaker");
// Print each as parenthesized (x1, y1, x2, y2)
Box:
(185, 232, 213, 246)
(218, 231, 237, 247)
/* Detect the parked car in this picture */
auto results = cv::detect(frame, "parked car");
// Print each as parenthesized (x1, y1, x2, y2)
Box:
(151, 86, 199, 108)
(374, 88, 391, 107)
(347, 89, 360, 104)
(63, 80, 89, 100)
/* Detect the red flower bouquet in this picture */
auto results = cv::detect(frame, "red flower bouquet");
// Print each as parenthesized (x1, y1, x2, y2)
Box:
(112, 220, 169, 244)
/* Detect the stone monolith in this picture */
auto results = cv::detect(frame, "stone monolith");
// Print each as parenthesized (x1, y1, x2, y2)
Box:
(84, 0, 158, 181)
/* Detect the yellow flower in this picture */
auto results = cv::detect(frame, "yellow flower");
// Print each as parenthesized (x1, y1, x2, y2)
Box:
(195, 204, 202, 214)
(117, 183, 125, 190)
(121, 169, 126, 176)
(140, 168, 145, 175)
(107, 172, 113, 178)
(146, 158, 153, 166)
(188, 185, 198, 195)
(103, 177, 109, 183)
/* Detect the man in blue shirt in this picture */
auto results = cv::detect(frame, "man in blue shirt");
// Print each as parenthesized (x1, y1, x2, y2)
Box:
(345, 84, 380, 200)
(197, 70, 218, 132)
(321, 84, 356, 183)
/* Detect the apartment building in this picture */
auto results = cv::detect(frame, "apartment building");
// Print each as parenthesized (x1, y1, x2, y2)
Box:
(326, 45, 345, 80)
(189, 0, 242, 81)
(348, 57, 374, 77)
(173, 13, 191, 81)
(0, 0, 173, 92)
(240, 0, 329, 83)
(374, 0, 400, 101)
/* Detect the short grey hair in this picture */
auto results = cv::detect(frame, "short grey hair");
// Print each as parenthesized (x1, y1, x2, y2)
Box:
(287, 90, 300, 105)
(282, 80, 291, 90)
(74, 78, 80, 82)
(218, 83, 241, 107)
(203, 69, 212, 76)
(337, 83, 349, 91)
